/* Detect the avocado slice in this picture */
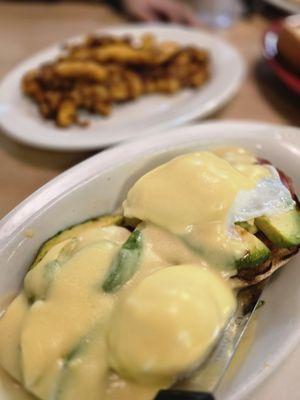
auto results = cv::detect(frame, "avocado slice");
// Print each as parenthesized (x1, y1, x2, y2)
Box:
(54, 324, 107, 400)
(102, 229, 143, 293)
(183, 225, 270, 271)
(255, 208, 300, 248)
(235, 226, 270, 270)
(31, 214, 123, 269)
(24, 238, 80, 303)
(28, 324, 106, 400)
(235, 220, 258, 235)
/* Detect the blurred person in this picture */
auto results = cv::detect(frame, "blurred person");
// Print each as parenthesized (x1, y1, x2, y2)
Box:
(108, 0, 199, 25)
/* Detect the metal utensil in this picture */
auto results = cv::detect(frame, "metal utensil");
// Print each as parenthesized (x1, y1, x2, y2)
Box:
(154, 282, 267, 400)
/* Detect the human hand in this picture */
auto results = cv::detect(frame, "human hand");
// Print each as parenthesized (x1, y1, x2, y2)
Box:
(121, 0, 199, 26)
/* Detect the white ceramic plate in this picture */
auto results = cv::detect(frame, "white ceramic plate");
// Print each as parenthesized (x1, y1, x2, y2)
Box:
(0, 24, 244, 151)
(1, 121, 300, 400)
(264, 0, 300, 13)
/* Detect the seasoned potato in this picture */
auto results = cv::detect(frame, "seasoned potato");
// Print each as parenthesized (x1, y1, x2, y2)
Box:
(22, 34, 210, 127)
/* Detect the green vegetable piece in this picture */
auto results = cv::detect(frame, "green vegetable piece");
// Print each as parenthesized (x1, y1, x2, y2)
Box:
(56, 238, 79, 264)
(30, 214, 123, 269)
(102, 230, 143, 293)
(42, 239, 79, 282)
(54, 323, 105, 400)
(43, 260, 60, 281)
(235, 221, 258, 235)
(255, 208, 300, 248)
(235, 227, 270, 270)
(25, 239, 79, 303)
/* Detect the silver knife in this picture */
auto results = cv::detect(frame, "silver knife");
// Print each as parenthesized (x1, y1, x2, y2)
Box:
(154, 281, 267, 400)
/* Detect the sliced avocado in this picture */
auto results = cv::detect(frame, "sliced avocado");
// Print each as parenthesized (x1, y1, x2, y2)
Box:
(235, 227, 270, 270)
(102, 229, 143, 293)
(24, 238, 79, 303)
(31, 214, 123, 269)
(183, 226, 270, 271)
(255, 208, 300, 248)
(235, 221, 258, 235)
(29, 325, 104, 400)
(54, 324, 107, 400)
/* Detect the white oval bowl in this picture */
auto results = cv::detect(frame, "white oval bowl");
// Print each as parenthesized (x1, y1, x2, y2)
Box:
(1, 121, 300, 400)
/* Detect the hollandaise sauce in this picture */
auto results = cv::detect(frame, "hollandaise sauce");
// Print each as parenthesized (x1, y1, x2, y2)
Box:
(0, 147, 295, 400)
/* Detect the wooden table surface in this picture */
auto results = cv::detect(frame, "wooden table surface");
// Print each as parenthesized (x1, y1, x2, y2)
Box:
(1, 4, 300, 399)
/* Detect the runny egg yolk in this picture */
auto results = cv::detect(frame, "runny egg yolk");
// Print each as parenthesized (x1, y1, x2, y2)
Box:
(107, 264, 236, 384)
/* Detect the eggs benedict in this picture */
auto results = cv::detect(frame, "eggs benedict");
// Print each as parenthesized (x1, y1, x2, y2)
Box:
(0, 147, 299, 400)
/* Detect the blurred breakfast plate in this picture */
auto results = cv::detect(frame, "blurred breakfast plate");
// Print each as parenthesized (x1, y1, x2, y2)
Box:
(1, 121, 300, 400)
(0, 24, 245, 151)
(264, 0, 300, 13)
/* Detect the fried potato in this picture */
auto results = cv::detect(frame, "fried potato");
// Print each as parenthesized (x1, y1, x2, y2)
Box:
(123, 70, 143, 98)
(55, 61, 108, 82)
(93, 102, 111, 116)
(57, 99, 77, 127)
(140, 33, 155, 50)
(87, 45, 155, 65)
(22, 33, 210, 128)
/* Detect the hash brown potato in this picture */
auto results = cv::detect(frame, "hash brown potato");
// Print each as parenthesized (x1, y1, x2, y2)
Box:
(22, 34, 210, 128)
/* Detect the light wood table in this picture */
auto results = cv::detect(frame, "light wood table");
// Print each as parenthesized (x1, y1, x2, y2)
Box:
(1, 3, 300, 399)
